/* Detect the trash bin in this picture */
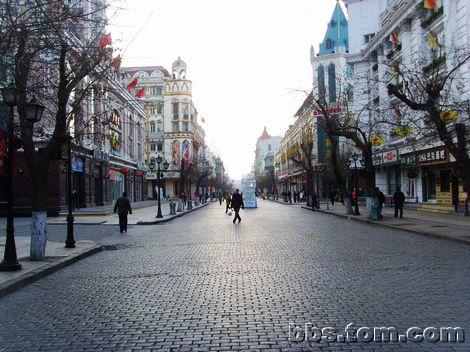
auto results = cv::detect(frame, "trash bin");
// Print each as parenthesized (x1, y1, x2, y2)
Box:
(367, 197, 380, 221)
(177, 199, 183, 212)
(169, 201, 176, 215)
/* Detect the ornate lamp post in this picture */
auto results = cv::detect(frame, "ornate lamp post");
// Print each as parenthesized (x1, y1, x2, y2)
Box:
(65, 133, 75, 248)
(352, 152, 361, 215)
(152, 155, 169, 218)
(1, 83, 44, 271)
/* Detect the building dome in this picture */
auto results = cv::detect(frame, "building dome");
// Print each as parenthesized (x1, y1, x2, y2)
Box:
(172, 56, 187, 79)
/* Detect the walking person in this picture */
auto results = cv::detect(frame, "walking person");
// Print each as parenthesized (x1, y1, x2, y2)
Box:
(393, 186, 405, 218)
(287, 190, 292, 204)
(218, 189, 223, 205)
(329, 188, 337, 206)
(113, 192, 132, 233)
(311, 191, 318, 211)
(231, 189, 244, 223)
(224, 192, 232, 213)
(376, 187, 385, 219)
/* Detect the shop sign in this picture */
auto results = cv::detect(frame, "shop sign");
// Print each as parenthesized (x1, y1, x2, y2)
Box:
(400, 153, 417, 168)
(418, 148, 448, 165)
(72, 158, 84, 172)
(93, 149, 110, 162)
(373, 149, 398, 166)
(135, 170, 143, 177)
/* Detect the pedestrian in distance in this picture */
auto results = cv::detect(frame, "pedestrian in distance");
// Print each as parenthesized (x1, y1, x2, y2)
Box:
(218, 189, 223, 205)
(224, 192, 232, 213)
(299, 190, 304, 203)
(113, 192, 132, 233)
(287, 190, 292, 204)
(231, 188, 244, 223)
(329, 189, 337, 206)
(393, 186, 405, 218)
(376, 187, 385, 219)
(312, 191, 318, 211)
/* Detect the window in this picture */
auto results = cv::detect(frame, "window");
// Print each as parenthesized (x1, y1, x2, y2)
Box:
(156, 86, 163, 95)
(157, 142, 163, 152)
(183, 104, 189, 119)
(150, 143, 156, 151)
(172, 121, 179, 132)
(268, 144, 271, 151)
(150, 122, 156, 132)
(157, 103, 163, 115)
(318, 65, 326, 103)
(182, 122, 189, 132)
(363, 33, 375, 44)
(328, 63, 336, 103)
(172, 102, 179, 119)
(326, 39, 333, 49)
(150, 105, 156, 115)
(157, 120, 163, 132)
(346, 63, 353, 78)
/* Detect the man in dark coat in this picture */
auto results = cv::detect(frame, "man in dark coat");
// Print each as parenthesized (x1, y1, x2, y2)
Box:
(231, 189, 244, 223)
(393, 186, 405, 219)
(114, 192, 132, 233)
(376, 187, 385, 218)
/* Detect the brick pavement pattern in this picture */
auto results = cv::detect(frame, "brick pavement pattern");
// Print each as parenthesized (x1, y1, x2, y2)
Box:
(0, 201, 469, 351)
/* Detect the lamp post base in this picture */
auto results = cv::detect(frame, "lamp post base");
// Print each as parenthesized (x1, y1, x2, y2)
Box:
(0, 260, 22, 271)
(65, 214, 76, 248)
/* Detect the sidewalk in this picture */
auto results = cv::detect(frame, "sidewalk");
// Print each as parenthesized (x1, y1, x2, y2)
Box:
(58, 199, 162, 217)
(303, 201, 470, 245)
(0, 236, 101, 298)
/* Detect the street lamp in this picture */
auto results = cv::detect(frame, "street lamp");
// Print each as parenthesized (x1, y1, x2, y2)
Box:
(351, 152, 360, 215)
(0, 83, 44, 271)
(153, 156, 169, 218)
(64, 134, 75, 249)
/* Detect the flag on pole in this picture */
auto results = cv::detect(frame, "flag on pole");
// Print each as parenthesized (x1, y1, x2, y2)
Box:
(135, 87, 145, 98)
(429, 33, 438, 49)
(127, 78, 138, 90)
(389, 32, 399, 44)
(98, 33, 112, 48)
(423, 0, 436, 10)
(392, 106, 402, 117)
(112, 55, 121, 70)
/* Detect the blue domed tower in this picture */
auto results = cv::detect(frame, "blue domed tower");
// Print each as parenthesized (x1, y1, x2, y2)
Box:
(318, 1, 349, 55)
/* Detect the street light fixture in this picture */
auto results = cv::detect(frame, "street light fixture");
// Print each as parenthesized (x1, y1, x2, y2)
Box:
(1, 83, 44, 271)
(24, 97, 45, 123)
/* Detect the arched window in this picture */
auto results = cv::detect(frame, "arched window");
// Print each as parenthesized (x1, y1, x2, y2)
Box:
(317, 65, 326, 104)
(328, 63, 336, 102)
(326, 39, 333, 50)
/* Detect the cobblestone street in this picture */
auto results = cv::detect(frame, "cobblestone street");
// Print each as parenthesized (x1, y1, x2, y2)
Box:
(0, 201, 469, 351)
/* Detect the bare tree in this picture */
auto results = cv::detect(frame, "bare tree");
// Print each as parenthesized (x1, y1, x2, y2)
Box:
(1, 0, 117, 259)
(386, 45, 470, 197)
(290, 126, 315, 207)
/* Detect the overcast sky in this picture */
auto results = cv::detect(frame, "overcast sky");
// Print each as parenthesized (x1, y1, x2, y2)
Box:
(109, 0, 344, 180)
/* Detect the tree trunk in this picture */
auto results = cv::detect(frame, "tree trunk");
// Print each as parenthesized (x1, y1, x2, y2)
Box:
(306, 169, 313, 207)
(30, 163, 49, 260)
(328, 135, 351, 214)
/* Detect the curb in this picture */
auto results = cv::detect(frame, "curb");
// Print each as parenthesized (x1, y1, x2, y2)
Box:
(0, 244, 103, 299)
(58, 202, 164, 217)
(264, 198, 293, 206)
(137, 202, 210, 225)
(299, 205, 470, 246)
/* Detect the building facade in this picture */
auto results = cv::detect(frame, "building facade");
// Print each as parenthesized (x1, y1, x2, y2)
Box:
(344, 0, 470, 211)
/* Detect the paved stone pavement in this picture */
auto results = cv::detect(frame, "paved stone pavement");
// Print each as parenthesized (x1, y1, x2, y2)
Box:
(0, 201, 469, 351)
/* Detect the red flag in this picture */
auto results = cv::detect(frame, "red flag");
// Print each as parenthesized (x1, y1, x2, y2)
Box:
(98, 33, 112, 48)
(112, 55, 121, 70)
(127, 78, 138, 90)
(392, 106, 402, 117)
(423, 0, 436, 9)
(389, 32, 399, 44)
(135, 87, 145, 98)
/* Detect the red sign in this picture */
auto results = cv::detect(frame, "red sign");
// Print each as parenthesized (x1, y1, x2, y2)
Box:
(302, 179, 307, 184)
(0, 131, 6, 176)
(120, 167, 129, 174)
(135, 170, 143, 177)
(312, 106, 342, 116)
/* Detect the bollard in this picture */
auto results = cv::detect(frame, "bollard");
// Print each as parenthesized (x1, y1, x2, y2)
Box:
(177, 199, 183, 212)
(169, 201, 176, 215)
(187, 200, 193, 210)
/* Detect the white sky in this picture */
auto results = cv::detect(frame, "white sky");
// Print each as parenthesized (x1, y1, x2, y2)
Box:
(109, 0, 344, 180)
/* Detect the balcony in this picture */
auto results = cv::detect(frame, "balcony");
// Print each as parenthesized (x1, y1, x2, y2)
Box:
(149, 131, 163, 140)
